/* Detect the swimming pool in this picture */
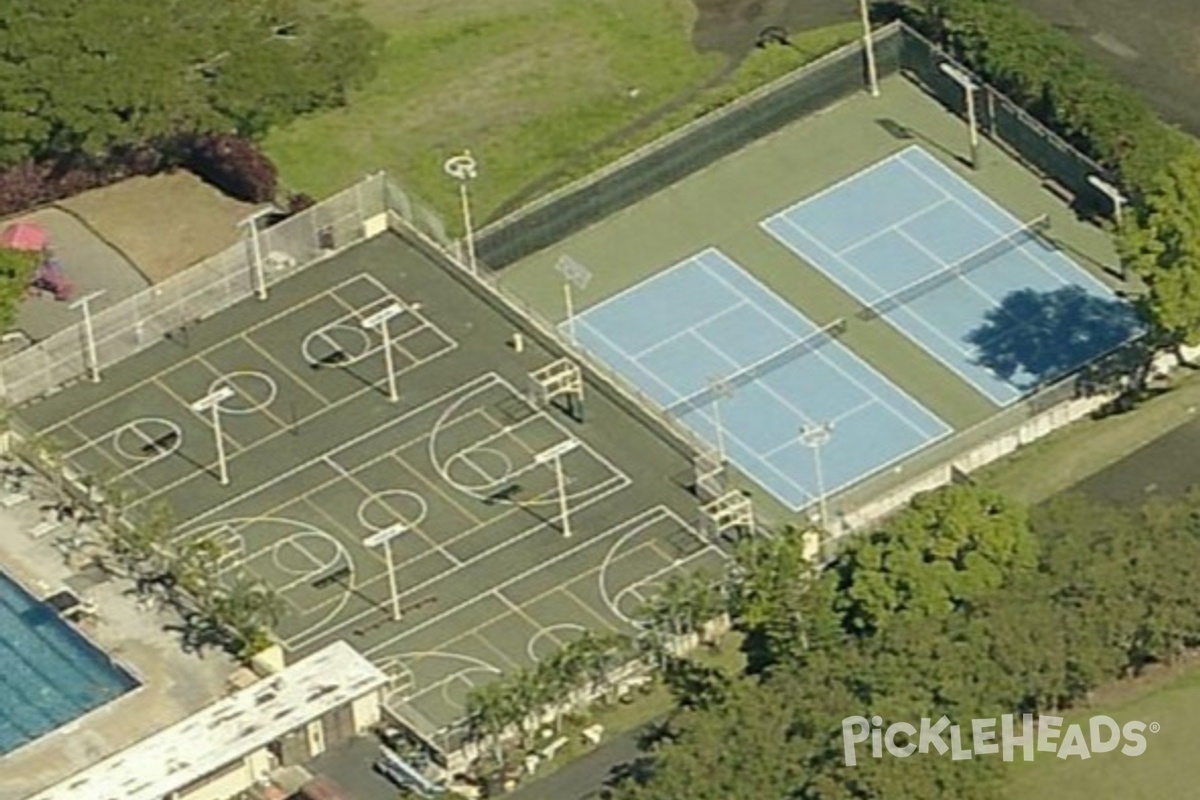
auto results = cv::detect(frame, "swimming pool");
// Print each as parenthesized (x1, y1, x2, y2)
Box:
(0, 569, 138, 756)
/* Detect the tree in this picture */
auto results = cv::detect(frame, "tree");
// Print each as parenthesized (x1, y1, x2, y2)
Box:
(831, 485, 1036, 636)
(1118, 145, 1200, 348)
(535, 648, 582, 734)
(0, 248, 39, 329)
(465, 678, 521, 769)
(0, 0, 382, 167)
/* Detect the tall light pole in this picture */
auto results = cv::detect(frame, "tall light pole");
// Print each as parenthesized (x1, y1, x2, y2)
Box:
(70, 289, 106, 383)
(361, 302, 405, 403)
(556, 256, 592, 345)
(239, 206, 278, 301)
(192, 386, 236, 486)
(364, 522, 407, 621)
(939, 62, 979, 169)
(800, 422, 834, 531)
(858, 0, 880, 97)
(444, 150, 479, 275)
(534, 439, 580, 538)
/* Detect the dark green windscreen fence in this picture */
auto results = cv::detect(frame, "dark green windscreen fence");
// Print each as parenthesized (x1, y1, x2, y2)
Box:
(476, 23, 1116, 271)
(475, 27, 903, 269)
(899, 27, 1117, 218)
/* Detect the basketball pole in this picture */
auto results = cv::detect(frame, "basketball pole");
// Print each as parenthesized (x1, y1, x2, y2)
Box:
(239, 207, 276, 301)
(362, 303, 404, 403)
(940, 63, 979, 169)
(365, 523, 407, 621)
(70, 290, 106, 383)
(191, 387, 235, 486)
(563, 281, 576, 344)
(535, 440, 580, 538)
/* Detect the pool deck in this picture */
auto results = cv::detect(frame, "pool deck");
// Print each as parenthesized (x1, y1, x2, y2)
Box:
(0, 496, 235, 800)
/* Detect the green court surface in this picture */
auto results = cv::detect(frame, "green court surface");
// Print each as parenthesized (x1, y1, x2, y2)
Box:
(496, 74, 1123, 523)
(16, 234, 728, 741)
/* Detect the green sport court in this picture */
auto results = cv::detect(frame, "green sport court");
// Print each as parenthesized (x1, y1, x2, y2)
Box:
(497, 72, 1134, 524)
(15, 235, 728, 743)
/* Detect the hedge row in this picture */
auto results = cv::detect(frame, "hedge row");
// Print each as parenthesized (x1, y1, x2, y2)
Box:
(904, 0, 1190, 196)
(0, 134, 279, 218)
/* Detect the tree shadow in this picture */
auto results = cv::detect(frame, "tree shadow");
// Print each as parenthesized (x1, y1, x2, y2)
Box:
(965, 285, 1143, 392)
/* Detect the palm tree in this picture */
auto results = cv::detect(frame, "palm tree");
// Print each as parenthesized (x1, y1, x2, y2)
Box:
(571, 630, 631, 703)
(171, 535, 230, 597)
(537, 648, 583, 734)
(465, 678, 521, 769)
(211, 573, 284, 658)
(508, 667, 554, 750)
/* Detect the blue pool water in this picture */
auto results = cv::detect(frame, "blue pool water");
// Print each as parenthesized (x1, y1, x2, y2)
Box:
(0, 569, 137, 755)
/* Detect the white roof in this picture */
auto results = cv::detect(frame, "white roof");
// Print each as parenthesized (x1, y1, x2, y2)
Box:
(31, 641, 387, 800)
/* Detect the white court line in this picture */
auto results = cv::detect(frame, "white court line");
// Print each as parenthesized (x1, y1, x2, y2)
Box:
(290, 468, 634, 652)
(562, 248, 721, 324)
(327, 293, 421, 365)
(766, 211, 1006, 406)
(322, 456, 464, 567)
(697, 253, 947, 440)
(628, 300, 749, 361)
(196, 354, 294, 432)
(175, 374, 500, 528)
(682, 334, 811, 496)
(897, 148, 1114, 294)
(836, 196, 954, 258)
(760, 146, 920, 227)
(61, 421, 166, 491)
(361, 506, 705, 659)
(126, 322, 461, 511)
(771, 212, 1020, 406)
(573, 317, 687, 405)
(40, 272, 390, 436)
(758, 398, 876, 460)
(238, 335, 332, 405)
(893, 226, 1011, 361)
(597, 507, 722, 627)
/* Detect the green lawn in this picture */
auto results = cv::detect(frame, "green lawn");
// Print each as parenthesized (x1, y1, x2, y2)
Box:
(976, 371, 1200, 505)
(262, 0, 858, 223)
(1005, 661, 1200, 798)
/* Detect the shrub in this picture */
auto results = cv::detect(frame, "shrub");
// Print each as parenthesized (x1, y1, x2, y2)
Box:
(183, 134, 278, 203)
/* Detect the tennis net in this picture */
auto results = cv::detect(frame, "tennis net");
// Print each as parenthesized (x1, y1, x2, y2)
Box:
(666, 318, 847, 416)
(857, 214, 1050, 321)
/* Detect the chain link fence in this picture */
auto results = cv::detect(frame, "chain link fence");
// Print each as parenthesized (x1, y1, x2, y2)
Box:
(0, 173, 386, 405)
(899, 26, 1118, 218)
(473, 24, 905, 270)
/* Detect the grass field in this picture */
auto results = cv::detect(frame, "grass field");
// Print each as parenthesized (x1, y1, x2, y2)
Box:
(1005, 659, 1200, 799)
(262, 0, 857, 222)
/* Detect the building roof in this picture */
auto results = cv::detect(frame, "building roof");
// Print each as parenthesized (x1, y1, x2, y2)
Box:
(30, 641, 387, 800)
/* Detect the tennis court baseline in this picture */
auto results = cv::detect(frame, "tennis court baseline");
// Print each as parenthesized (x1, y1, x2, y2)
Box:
(565, 249, 951, 512)
(762, 145, 1142, 406)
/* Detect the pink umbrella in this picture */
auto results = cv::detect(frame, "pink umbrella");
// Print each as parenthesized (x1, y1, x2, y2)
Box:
(0, 221, 49, 251)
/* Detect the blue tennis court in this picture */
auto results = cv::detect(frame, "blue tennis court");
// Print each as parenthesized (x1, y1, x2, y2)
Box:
(761, 145, 1142, 406)
(565, 249, 950, 512)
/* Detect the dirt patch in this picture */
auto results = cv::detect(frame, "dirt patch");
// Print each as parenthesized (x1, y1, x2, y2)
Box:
(58, 172, 258, 284)
(691, 0, 856, 58)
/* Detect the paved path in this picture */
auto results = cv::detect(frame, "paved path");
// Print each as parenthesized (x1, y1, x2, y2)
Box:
(507, 723, 656, 800)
